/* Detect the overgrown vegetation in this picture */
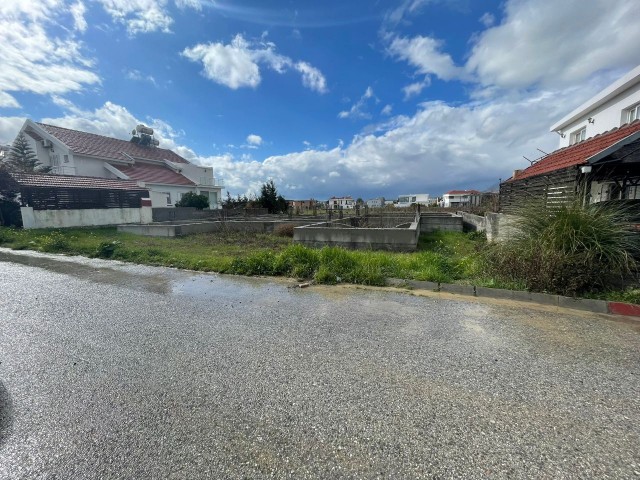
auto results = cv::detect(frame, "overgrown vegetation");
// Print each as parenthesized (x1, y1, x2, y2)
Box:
(175, 192, 209, 209)
(483, 200, 640, 296)
(1, 209, 638, 302)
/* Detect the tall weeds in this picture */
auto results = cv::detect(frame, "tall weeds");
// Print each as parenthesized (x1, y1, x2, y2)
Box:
(485, 199, 639, 295)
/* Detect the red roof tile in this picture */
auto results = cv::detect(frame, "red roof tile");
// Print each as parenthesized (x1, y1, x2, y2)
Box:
(11, 173, 148, 191)
(112, 163, 195, 186)
(36, 123, 189, 164)
(513, 120, 640, 181)
(446, 190, 481, 195)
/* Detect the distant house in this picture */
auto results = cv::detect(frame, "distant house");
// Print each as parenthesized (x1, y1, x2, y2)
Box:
(395, 194, 430, 208)
(501, 66, 640, 212)
(16, 120, 224, 208)
(442, 190, 481, 208)
(287, 199, 315, 210)
(328, 196, 354, 209)
(366, 197, 386, 208)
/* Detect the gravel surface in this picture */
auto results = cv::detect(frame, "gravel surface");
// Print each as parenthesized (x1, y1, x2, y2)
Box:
(0, 249, 639, 479)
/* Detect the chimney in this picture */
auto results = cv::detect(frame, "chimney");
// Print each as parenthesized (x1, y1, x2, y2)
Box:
(513, 169, 522, 179)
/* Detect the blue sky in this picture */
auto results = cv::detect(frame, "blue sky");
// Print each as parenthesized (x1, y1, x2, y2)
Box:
(1, 0, 640, 200)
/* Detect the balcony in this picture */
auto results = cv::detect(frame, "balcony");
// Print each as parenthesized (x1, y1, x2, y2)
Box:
(51, 166, 77, 175)
(198, 176, 224, 187)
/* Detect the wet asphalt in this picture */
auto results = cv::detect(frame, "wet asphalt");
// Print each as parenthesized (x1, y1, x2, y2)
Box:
(0, 248, 639, 479)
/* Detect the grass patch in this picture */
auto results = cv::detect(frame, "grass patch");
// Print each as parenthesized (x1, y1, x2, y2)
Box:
(1, 225, 637, 303)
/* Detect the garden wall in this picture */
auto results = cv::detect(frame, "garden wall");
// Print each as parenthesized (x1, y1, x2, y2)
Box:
(21, 205, 153, 229)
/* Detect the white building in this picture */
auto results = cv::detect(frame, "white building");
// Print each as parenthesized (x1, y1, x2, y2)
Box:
(394, 194, 430, 208)
(328, 196, 354, 209)
(442, 190, 481, 208)
(17, 120, 224, 208)
(366, 197, 385, 208)
(551, 64, 640, 148)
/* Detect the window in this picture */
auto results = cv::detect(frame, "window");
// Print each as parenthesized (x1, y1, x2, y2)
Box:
(625, 103, 640, 124)
(570, 127, 586, 145)
(164, 193, 171, 206)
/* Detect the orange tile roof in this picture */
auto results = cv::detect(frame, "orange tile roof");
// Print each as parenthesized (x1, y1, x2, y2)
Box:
(37, 123, 189, 164)
(512, 120, 640, 181)
(111, 163, 195, 186)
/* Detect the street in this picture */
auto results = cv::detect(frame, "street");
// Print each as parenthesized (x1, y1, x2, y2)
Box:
(0, 249, 639, 478)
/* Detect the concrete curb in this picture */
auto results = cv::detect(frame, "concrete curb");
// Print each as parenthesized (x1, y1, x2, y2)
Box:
(389, 278, 638, 318)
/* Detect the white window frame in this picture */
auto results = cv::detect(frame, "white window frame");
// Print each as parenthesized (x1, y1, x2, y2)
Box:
(625, 103, 640, 124)
(570, 127, 586, 145)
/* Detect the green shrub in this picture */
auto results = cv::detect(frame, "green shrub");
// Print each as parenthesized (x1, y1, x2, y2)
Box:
(484, 200, 639, 296)
(274, 244, 320, 278)
(38, 231, 69, 252)
(175, 192, 209, 209)
(95, 240, 121, 258)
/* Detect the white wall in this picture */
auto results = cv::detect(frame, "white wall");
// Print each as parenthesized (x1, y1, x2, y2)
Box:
(556, 81, 640, 148)
(21, 206, 152, 229)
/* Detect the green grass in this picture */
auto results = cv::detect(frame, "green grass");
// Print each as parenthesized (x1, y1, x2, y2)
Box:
(1, 226, 637, 303)
(0, 226, 486, 286)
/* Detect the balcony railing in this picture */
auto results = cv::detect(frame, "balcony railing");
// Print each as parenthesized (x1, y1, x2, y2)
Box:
(198, 176, 224, 187)
(52, 166, 77, 175)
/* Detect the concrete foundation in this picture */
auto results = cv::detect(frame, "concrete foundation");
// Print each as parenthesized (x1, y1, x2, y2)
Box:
(293, 217, 420, 252)
(420, 213, 463, 233)
(118, 219, 313, 237)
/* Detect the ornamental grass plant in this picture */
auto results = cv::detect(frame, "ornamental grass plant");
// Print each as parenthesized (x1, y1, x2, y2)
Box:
(484, 198, 640, 296)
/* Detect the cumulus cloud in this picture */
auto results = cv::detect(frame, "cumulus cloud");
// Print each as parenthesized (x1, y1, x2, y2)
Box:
(402, 79, 430, 100)
(479, 12, 495, 28)
(466, 0, 640, 89)
(246, 134, 263, 146)
(0, 0, 100, 108)
(388, 35, 463, 82)
(182, 34, 327, 93)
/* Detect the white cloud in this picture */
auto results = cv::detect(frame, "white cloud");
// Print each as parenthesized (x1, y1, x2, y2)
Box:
(246, 134, 262, 146)
(294, 62, 328, 94)
(403, 79, 430, 100)
(479, 12, 495, 28)
(124, 69, 157, 86)
(388, 35, 463, 82)
(0, 1, 100, 108)
(97, 0, 173, 35)
(182, 35, 261, 89)
(0, 116, 26, 144)
(466, 0, 640, 89)
(175, 0, 201, 10)
(381, 104, 393, 116)
(338, 87, 378, 120)
(70, 1, 87, 32)
(182, 34, 327, 93)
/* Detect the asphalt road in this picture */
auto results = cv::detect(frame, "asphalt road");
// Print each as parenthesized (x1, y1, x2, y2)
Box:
(0, 248, 639, 479)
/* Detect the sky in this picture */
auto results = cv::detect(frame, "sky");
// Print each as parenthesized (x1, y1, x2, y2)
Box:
(1, 0, 640, 200)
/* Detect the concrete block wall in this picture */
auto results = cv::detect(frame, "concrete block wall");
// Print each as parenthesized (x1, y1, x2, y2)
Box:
(21, 206, 147, 229)
(419, 214, 463, 233)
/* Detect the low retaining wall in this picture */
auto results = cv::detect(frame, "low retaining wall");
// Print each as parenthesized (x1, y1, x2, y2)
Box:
(485, 213, 520, 242)
(420, 213, 463, 233)
(293, 218, 420, 251)
(21, 206, 152, 229)
(459, 212, 485, 232)
(118, 219, 312, 237)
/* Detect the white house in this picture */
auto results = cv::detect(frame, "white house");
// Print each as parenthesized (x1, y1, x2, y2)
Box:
(551, 64, 640, 148)
(394, 194, 430, 208)
(366, 197, 386, 208)
(328, 196, 354, 209)
(442, 190, 481, 208)
(17, 120, 224, 208)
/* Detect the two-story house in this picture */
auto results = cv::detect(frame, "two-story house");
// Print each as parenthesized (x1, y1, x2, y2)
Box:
(328, 196, 354, 210)
(501, 64, 640, 212)
(17, 120, 224, 208)
(551, 65, 640, 148)
(442, 190, 480, 208)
